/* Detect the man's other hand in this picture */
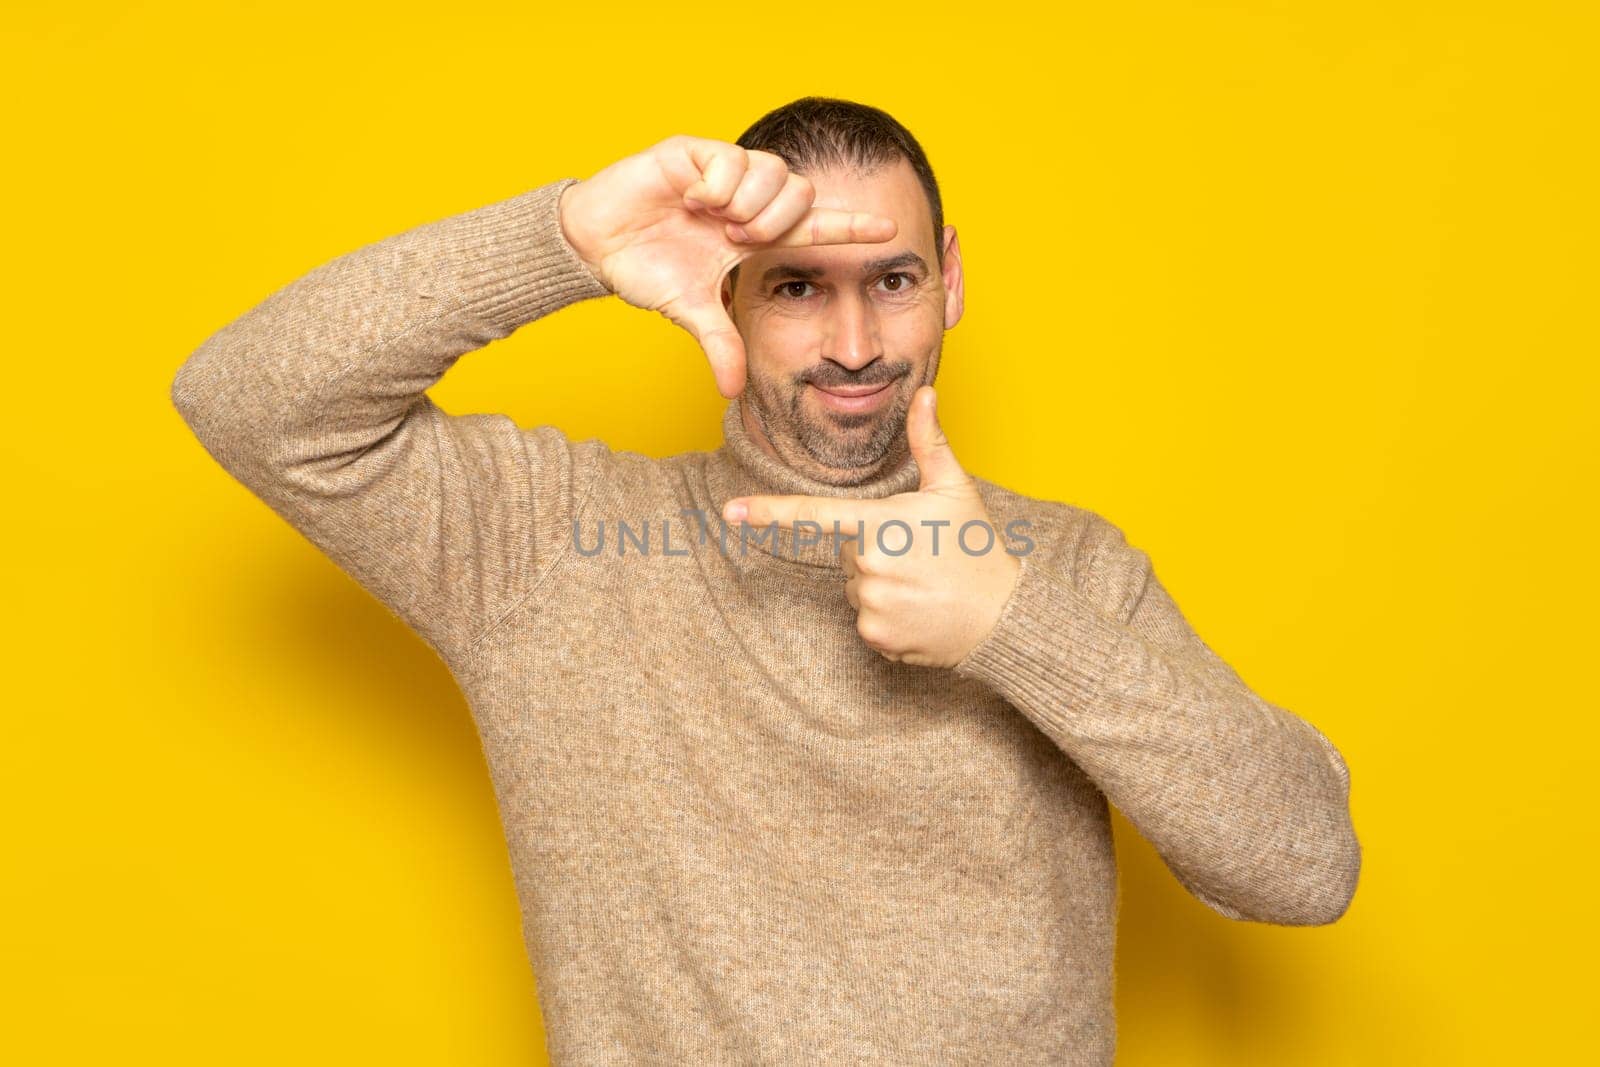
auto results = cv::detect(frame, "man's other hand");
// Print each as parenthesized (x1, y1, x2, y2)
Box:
(557, 135, 899, 398)
(721, 387, 1021, 668)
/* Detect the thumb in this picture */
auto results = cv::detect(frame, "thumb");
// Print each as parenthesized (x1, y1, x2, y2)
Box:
(663, 290, 747, 399)
(907, 385, 969, 491)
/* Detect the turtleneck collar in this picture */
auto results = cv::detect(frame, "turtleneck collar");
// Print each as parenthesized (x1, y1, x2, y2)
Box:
(702, 397, 922, 569)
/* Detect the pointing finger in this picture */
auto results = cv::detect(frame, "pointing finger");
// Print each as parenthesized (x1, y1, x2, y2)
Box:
(722, 494, 875, 530)
(766, 208, 897, 249)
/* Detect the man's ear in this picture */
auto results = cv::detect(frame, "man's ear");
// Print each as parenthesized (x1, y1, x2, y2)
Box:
(942, 225, 965, 330)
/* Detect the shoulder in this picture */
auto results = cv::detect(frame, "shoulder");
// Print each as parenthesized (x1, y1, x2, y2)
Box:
(972, 474, 1153, 626)
(504, 423, 679, 521)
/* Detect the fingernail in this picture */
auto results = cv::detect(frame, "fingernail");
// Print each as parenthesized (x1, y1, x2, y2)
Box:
(728, 224, 751, 242)
(724, 501, 748, 523)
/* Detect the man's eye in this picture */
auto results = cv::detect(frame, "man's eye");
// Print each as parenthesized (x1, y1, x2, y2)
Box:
(774, 274, 916, 300)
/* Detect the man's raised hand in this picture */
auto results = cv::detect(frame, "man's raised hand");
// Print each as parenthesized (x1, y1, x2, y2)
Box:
(557, 135, 899, 398)
(721, 387, 1023, 669)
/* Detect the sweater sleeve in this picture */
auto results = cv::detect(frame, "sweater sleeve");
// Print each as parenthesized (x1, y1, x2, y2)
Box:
(952, 510, 1362, 926)
(170, 178, 613, 662)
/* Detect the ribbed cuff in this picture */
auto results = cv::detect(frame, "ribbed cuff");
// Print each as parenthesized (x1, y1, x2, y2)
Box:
(449, 177, 613, 335)
(951, 551, 1130, 729)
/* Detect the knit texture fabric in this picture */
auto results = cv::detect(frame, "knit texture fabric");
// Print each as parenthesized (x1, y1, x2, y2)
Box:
(171, 177, 1361, 1065)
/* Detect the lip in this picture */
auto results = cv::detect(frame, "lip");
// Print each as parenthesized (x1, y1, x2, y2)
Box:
(810, 379, 897, 415)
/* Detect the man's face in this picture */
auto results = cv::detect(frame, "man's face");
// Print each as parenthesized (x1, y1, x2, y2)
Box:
(722, 156, 964, 485)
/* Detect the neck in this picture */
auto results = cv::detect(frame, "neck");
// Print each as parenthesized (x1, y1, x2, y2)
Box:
(739, 400, 783, 462)
(705, 398, 922, 569)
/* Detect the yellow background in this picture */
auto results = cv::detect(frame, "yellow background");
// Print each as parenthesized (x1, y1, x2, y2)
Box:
(4, 2, 1594, 1063)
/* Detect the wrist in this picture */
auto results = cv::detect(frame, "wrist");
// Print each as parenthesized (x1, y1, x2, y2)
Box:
(557, 181, 609, 289)
(961, 552, 1021, 662)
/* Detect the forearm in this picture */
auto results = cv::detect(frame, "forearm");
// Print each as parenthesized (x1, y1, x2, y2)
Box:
(170, 177, 609, 490)
(954, 519, 1361, 926)
(169, 177, 614, 658)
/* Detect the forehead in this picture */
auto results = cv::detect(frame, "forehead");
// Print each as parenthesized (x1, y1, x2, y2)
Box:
(742, 156, 937, 275)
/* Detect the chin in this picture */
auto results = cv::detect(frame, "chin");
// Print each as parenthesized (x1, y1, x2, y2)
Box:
(798, 418, 904, 476)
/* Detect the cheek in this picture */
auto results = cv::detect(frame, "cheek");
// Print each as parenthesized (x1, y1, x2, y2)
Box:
(747, 315, 820, 363)
(740, 327, 812, 391)
(886, 303, 944, 351)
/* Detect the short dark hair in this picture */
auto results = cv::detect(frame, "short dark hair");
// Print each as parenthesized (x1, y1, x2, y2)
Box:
(728, 97, 944, 293)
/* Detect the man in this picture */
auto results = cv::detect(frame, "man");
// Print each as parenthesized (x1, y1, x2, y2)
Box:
(172, 97, 1360, 1065)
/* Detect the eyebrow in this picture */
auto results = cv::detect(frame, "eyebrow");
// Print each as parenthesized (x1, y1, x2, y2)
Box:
(759, 251, 929, 288)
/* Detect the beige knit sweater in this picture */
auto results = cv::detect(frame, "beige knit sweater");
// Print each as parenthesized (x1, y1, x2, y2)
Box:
(170, 177, 1361, 1065)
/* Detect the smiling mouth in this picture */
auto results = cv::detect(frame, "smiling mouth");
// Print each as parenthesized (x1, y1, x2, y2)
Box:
(812, 381, 894, 398)
(807, 376, 901, 418)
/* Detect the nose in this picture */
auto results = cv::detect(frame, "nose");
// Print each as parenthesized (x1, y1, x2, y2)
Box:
(822, 289, 881, 371)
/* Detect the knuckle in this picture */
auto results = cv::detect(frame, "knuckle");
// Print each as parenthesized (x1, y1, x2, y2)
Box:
(747, 148, 784, 172)
(740, 218, 776, 242)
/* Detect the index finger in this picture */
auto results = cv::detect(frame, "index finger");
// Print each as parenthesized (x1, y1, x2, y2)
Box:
(723, 494, 876, 530)
(767, 208, 897, 249)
